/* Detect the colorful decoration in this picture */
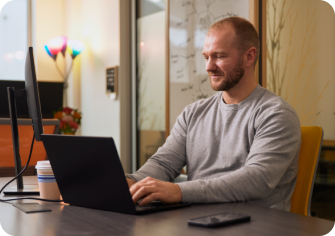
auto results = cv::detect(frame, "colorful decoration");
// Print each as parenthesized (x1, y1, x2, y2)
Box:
(67, 40, 85, 59)
(44, 36, 84, 106)
(53, 107, 81, 135)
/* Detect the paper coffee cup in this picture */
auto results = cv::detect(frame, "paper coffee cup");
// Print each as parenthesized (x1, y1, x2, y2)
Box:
(35, 161, 61, 200)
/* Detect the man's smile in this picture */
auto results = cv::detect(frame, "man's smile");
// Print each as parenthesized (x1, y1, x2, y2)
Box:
(209, 74, 224, 80)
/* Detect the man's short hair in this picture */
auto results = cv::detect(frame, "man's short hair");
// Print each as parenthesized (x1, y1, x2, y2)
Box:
(208, 17, 260, 67)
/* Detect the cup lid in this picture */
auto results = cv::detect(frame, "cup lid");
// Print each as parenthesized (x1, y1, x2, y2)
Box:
(35, 160, 52, 169)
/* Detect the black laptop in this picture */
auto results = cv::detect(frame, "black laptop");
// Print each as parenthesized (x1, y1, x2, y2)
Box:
(41, 134, 190, 214)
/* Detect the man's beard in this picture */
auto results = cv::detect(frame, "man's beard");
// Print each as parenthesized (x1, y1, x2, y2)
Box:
(209, 58, 245, 91)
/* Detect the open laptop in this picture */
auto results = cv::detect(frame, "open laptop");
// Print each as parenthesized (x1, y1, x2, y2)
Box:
(41, 134, 190, 215)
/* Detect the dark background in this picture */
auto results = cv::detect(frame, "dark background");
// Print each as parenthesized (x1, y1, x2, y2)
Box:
(0, 80, 63, 118)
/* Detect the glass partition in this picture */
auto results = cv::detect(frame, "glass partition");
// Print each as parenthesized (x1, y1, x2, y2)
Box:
(136, 0, 166, 168)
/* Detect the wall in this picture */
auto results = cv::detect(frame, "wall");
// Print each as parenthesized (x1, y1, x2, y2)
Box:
(314, 0, 335, 140)
(64, 0, 82, 120)
(64, 0, 122, 162)
(35, 0, 65, 82)
(266, 0, 335, 140)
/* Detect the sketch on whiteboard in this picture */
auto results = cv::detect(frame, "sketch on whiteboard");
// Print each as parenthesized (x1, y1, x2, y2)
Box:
(169, 0, 249, 129)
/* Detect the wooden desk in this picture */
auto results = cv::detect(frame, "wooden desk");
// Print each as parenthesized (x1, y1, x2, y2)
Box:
(0, 176, 333, 236)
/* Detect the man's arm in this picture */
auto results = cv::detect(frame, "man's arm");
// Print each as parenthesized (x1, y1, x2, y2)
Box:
(126, 105, 191, 183)
(125, 106, 192, 204)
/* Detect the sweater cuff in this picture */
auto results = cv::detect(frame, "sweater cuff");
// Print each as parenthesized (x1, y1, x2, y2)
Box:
(125, 172, 149, 183)
(125, 175, 138, 183)
(177, 181, 207, 203)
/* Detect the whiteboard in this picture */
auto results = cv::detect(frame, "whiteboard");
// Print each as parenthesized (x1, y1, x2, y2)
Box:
(169, 0, 250, 130)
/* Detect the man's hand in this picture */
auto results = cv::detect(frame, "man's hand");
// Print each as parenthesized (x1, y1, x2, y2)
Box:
(126, 178, 136, 188)
(129, 177, 182, 206)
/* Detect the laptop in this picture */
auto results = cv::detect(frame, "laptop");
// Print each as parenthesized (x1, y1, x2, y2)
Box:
(41, 134, 190, 215)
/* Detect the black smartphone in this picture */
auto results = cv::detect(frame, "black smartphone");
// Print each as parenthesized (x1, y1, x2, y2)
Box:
(188, 212, 250, 228)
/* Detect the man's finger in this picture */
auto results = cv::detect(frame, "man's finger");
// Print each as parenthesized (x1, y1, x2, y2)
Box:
(132, 186, 157, 204)
(140, 176, 154, 182)
(137, 178, 158, 186)
(129, 182, 155, 196)
(138, 193, 160, 206)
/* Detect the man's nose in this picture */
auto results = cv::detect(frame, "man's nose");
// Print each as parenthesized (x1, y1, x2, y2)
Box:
(205, 58, 217, 72)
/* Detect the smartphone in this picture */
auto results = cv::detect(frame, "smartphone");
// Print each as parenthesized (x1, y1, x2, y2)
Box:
(188, 212, 250, 228)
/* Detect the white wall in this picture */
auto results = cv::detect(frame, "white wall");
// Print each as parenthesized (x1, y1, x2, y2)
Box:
(35, 0, 64, 82)
(82, 0, 120, 157)
(68, 0, 120, 148)
(64, 0, 82, 119)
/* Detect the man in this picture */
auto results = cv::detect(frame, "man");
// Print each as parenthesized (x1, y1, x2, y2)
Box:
(126, 17, 301, 211)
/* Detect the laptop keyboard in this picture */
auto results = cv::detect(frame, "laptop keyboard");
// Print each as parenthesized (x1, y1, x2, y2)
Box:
(135, 201, 165, 211)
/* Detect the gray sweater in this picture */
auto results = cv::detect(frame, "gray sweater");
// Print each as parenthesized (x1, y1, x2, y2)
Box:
(128, 85, 301, 211)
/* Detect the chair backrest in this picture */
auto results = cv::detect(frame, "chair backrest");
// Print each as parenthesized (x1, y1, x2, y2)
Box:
(290, 126, 323, 216)
(0, 118, 60, 176)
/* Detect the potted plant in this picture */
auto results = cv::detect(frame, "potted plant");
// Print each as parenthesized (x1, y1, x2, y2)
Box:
(53, 107, 81, 135)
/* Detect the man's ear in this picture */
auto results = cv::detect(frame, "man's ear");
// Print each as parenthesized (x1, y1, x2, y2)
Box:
(245, 47, 257, 68)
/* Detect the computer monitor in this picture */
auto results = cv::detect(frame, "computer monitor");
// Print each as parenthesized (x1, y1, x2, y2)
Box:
(24, 47, 44, 141)
(4, 47, 44, 195)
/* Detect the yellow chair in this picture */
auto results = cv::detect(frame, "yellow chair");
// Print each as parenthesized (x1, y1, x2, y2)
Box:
(291, 126, 323, 216)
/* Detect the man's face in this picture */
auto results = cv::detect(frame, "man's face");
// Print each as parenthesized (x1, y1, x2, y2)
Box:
(202, 26, 245, 91)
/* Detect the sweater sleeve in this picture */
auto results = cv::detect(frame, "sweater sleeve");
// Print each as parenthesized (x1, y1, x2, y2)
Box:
(177, 109, 301, 203)
(126, 106, 190, 183)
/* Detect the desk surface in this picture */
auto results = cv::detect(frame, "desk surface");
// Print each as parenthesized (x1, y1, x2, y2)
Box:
(0, 176, 333, 236)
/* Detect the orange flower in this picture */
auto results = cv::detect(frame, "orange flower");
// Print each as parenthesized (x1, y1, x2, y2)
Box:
(73, 111, 81, 119)
(54, 111, 63, 120)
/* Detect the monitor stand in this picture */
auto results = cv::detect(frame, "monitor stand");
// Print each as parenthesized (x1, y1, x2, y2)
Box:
(3, 87, 39, 196)
(3, 185, 39, 195)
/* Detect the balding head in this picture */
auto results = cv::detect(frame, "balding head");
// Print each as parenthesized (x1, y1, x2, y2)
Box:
(208, 17, 260, 68)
